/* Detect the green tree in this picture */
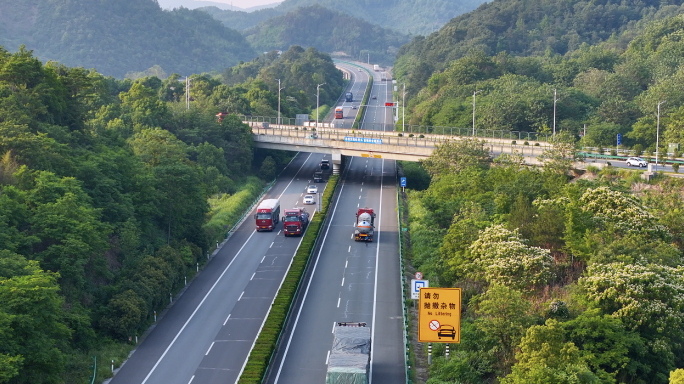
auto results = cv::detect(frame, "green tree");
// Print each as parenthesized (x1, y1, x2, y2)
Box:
(421, 138, 492, 178)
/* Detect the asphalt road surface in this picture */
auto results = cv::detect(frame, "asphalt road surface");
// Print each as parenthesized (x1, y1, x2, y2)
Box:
(109, 152, 331, 384)
(266, 67, 406, 384)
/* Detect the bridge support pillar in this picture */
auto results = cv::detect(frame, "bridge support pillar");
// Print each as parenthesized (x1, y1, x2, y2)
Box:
(332, 153, 342, 175)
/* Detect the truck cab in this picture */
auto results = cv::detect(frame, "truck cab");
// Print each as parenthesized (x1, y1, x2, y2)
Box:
(283, 208, 309, 236)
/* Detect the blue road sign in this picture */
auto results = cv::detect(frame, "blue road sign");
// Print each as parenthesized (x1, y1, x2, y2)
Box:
(411, 279, 429, 299)
(617, 133, 622, 145)
(401, 177, 407, 187)
(344, 136, 383, 145)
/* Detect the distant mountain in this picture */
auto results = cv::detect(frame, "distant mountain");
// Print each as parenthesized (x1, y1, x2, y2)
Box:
(157, 0, 281, 12)
(244, 5, 408, 64)
(204, 0, 486, 35)
(0, 0, 257, 78)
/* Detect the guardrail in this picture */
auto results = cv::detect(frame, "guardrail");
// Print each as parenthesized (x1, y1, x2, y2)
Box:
(397, 185, 412, 384)
(224, 179, 276, 239)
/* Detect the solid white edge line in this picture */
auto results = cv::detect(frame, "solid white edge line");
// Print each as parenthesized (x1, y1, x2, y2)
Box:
(205, 342, 215, 356)
(234, 215, 310, 384)
(140, 228, 258, 384)
(261, 256, 265, 263)
(188, 375, 195, 384)
(369, 159, 384, 384)
(250, 273, 255, 281)
(270, 242, 274, 248)
(274, 158, 353, 383)
(223, 314, 231, 326)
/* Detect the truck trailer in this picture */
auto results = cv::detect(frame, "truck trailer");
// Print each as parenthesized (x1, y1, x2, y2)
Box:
(255, 199, 280, 231)
(354, 208, 376, 242)
(326, 322, 370, 384)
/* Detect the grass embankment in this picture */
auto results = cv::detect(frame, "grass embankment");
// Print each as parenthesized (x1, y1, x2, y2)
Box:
(204, 177, 266, 244)
(238, 174, 340, 383)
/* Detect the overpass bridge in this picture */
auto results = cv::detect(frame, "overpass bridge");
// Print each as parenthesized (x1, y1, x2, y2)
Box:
(245, 120, 554, 174)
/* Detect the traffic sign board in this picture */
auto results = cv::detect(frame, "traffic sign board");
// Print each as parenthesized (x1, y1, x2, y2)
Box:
(617, 133, 622, 145)
(401, 177, 407, 187)
(419, 288, 461, 343)
(415, 272, 423, 280)
(410, 279, 428, 300)
(385, 102, 395, 106)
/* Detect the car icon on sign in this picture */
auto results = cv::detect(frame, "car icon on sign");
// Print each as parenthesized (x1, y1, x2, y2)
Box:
(437, 325, 456, 340)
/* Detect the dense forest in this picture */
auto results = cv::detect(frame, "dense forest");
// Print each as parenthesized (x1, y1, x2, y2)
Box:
(395, 10, 684, 154)
(403, 139, 684, 384)
(395, 0, 684, 97)
(243, 5, 409, 65)
(204, 0, 485, 36)
(0, 0, 256, 78)
(0, 44, 342, 383)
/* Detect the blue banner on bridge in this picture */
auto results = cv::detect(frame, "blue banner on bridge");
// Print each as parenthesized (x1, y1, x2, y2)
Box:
(344, 136, 383, 145)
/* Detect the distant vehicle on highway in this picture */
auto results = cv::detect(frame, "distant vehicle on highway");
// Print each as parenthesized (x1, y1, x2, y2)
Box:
(626, 157, 648, 167)
(303, 195, 315, 205)
(335, 107, 344, 119)
(371, 95, 377, 100)
(320, 159, 330, 170)
(307, 185, 318, 194)
(345, 92, 353, 102)
(352, 105, 357, 109)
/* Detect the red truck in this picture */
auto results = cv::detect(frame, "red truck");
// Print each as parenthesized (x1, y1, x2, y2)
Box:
(255, 199, 280, 231)
(283, 208, 310, 236)
(354, 207, 376, 242)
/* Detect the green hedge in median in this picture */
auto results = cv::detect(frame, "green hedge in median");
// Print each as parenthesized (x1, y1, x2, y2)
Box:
(353, 71, 373, 129)
(238, 174, 340, 383)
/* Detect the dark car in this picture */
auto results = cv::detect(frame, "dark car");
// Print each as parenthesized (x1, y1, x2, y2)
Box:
(313, 171, 323, 182)
(437, 325, 456, 340)
(320, 159, 330, 170)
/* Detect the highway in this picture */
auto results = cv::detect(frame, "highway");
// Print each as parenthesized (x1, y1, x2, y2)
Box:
(109, 152, 330, 384)
(266, 64, 406, 383)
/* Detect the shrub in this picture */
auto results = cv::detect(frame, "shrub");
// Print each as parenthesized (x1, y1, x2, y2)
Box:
(512, 140, 517, 145)
(610, 149, 617, 156)
(673, 163, 680, 173)
(524, 141, 529, 145)
(534, 143, 540, 146)
(632, 144, 643, 157)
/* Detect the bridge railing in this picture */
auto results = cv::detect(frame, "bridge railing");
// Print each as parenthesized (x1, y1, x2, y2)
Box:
(239, 115, 554, 144)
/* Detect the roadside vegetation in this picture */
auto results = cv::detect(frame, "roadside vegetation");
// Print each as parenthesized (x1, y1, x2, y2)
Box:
(0, 44, 342, 383)
(402, 138, 684, 384)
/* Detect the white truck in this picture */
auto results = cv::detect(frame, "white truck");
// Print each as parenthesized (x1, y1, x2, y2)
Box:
(373, 64, 380, 72)
(326, 322, 371, 384)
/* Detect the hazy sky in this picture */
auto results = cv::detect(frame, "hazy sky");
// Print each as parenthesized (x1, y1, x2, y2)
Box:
(212, 0, 279, 6)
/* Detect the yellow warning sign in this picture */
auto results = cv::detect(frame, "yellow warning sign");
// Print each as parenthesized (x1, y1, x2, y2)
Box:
(418, 288, 461, 343)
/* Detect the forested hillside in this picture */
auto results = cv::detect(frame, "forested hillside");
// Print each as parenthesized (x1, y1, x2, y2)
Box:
(0, 44, 342, 383)
(0, 0, 256, 78)
(243, 5, 409, 65)
(395, 0, 684, 96)
(397, 11, 684, 155)
(204, 0, 485, 35)
(403, 138, 684, 384)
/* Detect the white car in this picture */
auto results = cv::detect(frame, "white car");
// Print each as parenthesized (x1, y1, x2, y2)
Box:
(307, 185, 318, 194)
(303, 195, 315, 205)
(626, 157, 648, 167)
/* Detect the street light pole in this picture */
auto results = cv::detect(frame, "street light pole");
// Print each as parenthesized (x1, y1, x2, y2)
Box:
(316, 83, 325, 130)
(553, 88, 557, 140)
(402, 83, 407, 134)
(185, 76, 197, 110)
(276, 79, 283, 128)
(472, 90, 482, 136)
(656, 100, 666, 172)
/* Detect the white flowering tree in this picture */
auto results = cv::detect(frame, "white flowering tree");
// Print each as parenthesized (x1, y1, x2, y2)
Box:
(579, 262, 684, 377)
(470, 224, 553, 290)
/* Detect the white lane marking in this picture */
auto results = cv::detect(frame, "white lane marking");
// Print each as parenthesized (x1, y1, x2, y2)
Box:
(140, 229, 258, 384)
(300, 193, 303, 197)
(341, 277, 345, 286)
(362, 182, 364, 185)
(270, 242, 274, 248)
(351, 234, 354, 240)
(361, 189, 363, 192)
(337, 297, 341, 307)
(274, 158, 353, 383)
(345, 260, 348, 268)
(359, 195, 361, 199)
(188, 376, 195, 384)
(326, 350, 331, 365)
(358, 203, 359, 208)
(369, 160, 385, 384)
(277, 230, 281, 236)
(205, 342, 215, 355)
(332, 322, 336, 333)
(238, 291, 244, 301)
(223, 314, 231, 326)
(276, 153, 313, 200)
(250, 273, 255, 281)
(348, 246, 351, 253)
(261, 256, 265, 263)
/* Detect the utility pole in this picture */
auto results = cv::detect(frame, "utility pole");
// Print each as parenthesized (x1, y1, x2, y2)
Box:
(553, 88, 557, 140)
(472, 89, 482, 136)
(316, 83, 325, 130)
(656, 100, 666, 172)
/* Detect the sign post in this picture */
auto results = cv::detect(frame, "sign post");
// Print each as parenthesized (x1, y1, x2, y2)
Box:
(401, 177, 407, 193)
(418, 288, 462, 343)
